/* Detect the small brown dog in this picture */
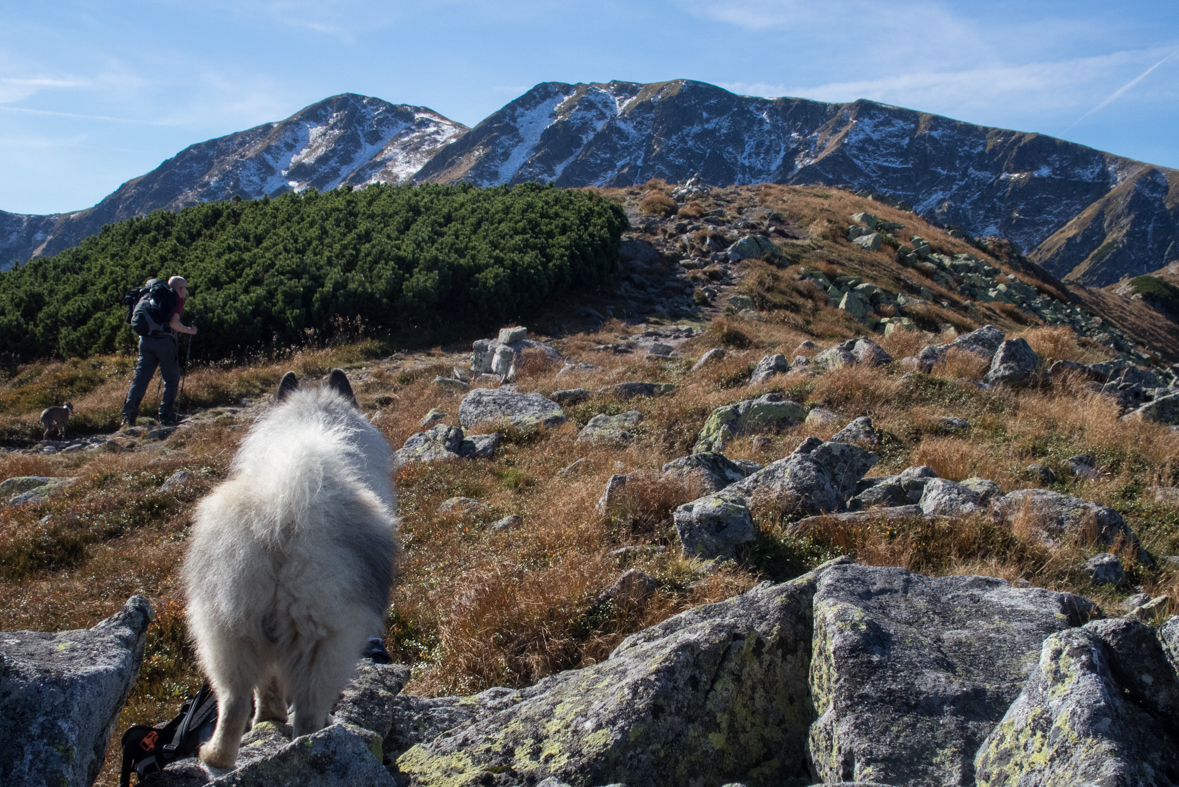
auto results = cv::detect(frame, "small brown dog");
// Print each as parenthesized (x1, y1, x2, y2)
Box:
(40, 403, 73, 440)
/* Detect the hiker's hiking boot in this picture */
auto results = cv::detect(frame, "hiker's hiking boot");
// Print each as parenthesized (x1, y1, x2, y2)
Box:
(119, 416, 136, 429)
(158, 413, 180, 427)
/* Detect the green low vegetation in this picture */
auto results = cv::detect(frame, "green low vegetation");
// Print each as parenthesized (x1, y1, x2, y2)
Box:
(1129, 275, 1179, 318)
(0, 183, 628, 362)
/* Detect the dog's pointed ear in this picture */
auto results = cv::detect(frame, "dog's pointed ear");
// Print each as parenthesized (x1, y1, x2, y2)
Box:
(276, 371, 299, 403)
(327, 368, 358, 409)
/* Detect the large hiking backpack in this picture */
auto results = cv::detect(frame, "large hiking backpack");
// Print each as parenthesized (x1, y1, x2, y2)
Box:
(119, 682, 218, 787)
(124, 279, 177, 337)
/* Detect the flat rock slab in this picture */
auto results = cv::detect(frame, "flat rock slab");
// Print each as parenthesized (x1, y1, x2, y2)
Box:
(577, 411, 643, 444)
(394, 563, 850, 787)
(0, 596, 153, 787)
(974, 618, 1179, 785)
(694, 394, 807, 453)
(459, 388, 566, 431)
(808, 564, 1097, 787)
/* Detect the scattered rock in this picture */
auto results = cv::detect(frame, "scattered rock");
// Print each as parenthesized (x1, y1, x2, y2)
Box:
(433, 376, 470, 392)
(396, 425, 499, 463)
(577, 411, 643, 444)
(1065, 452, 1100, 480)
(557, 458, 586, 477)
(991, 489, 1153, 566)
(727, 235, 782, 261)
(691, 348, 726, 372)
(550, 388, 590, 406)
(727, 440, 877, 514)
(899, 465, 938, 502)
(957, 476, 1001, 503)
(459, 388, 566, 431)
(918, 478, 984, 517)
(805, 408, 841, 429)
(694, 394, 807, 453)
(598, 569, 659, 611)
(597, 382, 676, 400)
(673, 493, 756, 560)
(158, 470, 189, 493)
(1025, 463, 1058, 486)
(1084, 553, 1128, 587)
(790, 505, 923, 535)
(829, 416, 879, 445)
(489, 514, 523, 533)
(749, 354, 791, 385)
(811, 345, 857, 371)
(849, 339, 891, 367)
(0, 596, 153, 787)
(420, 408, 446, 428)
(983, 337, 1041, 387)
(661, 452, 758, 495)
(1149, 486, 1179, 507)
(437, 497, 488, 516)
(6, 476, 78, 506)
(810, 564, 1096, 786)
(937, 416, 969, 433)
(596, 474, 630, 517)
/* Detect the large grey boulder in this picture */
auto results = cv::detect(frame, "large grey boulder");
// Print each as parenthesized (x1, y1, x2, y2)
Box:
(0, 596, 153, 787)
(673, 492, 756, 559)
(727, 234, 782, 261)
(471, 332, 561, 378)
(809, 565, 1097, 786)
(811, 345, 857, 371)
(693, 394, 807, 453)
(983, 337, 1040, 387)
(849, 339, 891, 367)
(394, 563, 847, 787)
(577, 411, 643, 444)
(974, 618, 1179, 785)
(991, 489, 1153, 566)
(459, 388, 566, 430)
(947, 324, 1005, 358)
(1127, 390, 1179, 425)
(661, 452, 759, 495)
(829, 416, 879, 446)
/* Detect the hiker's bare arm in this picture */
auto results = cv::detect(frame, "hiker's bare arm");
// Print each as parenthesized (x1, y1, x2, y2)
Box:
(170, 312, 197, 335)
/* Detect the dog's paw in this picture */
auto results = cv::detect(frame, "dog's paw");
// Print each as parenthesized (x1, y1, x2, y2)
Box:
(199, 742, 237, 770)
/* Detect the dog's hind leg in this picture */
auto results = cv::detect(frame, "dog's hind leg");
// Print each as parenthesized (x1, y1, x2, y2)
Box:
(286, 635, 362, 738)
(199, 684, 252, 769)
(254, 667, 289, 725)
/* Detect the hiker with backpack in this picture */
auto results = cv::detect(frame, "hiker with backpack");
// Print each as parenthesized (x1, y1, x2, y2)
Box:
(121, 276, 197, 428)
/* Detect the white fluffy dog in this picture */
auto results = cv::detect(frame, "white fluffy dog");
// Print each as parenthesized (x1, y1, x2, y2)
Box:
(183, 369, 398, 769)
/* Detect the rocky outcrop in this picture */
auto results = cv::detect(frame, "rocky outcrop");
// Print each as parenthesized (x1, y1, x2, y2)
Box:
(725, 438, 878, 514)
(673, 492, 756, 559)
(661, 452, 759, 495)
(991, 489, 1154, 566)
(810, 565, 1097, 786)
(394, 563, 839, 787)
(0, 596, 153, 787)
(471, 328, 562, 380)
(983, 338, 1041, 388)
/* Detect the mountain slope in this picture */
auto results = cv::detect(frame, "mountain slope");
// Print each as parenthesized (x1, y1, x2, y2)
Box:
(0, 94, 465, 267)
(416, 80, 1179, 287)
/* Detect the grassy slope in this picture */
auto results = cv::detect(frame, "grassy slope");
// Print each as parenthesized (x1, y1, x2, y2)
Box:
(2, 184, 1178, 785)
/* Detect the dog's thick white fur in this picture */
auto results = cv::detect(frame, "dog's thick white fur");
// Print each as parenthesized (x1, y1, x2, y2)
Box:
(182, 369, 398, 769)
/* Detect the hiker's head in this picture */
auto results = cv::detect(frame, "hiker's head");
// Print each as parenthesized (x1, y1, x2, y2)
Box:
(168, 276, 188, 297)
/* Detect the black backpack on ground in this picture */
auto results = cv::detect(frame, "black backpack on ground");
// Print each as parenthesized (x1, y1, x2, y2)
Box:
(119, 682, 218, 787)
(123, 279, 177, 337)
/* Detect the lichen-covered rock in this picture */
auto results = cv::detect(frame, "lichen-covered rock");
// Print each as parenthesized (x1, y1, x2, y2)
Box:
(0, 596, 153, 787)
(991, 489, 1153, 566)
(974, 619, 1179, 786)
(6, 476, 78, 505)
(661, 452, 758, 495)
(830, 416, 879, 446)
(812, 346, 857, 371)
(598, 569, 658, 611)
(848, 479, 910, 509)
(693, 394, 807, 453)
(459, 388, 566, 430)
(395, 564, 845, 787)
(673, 492, 756, 559)
(749, 354, 791, 385)
(919, 478, 984, 517)
(0, 475, 52, 499)
(577, 411, 643, 444)
(898, 465, 938, 502)
(809, 564, 1097, 786)
(983, 338, 1040, 387)
(947, 324, 1005, 358)
(596, 382, 676, 400)
(438, 497, 488, 516)
(596, 473, 630, 516)
(333, 661, 412, 744)
(805, 408, 841, 428)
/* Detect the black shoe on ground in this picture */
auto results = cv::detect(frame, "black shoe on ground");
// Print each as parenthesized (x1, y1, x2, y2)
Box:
(158, 414, 180, 426)
(119, 416, 136, 429)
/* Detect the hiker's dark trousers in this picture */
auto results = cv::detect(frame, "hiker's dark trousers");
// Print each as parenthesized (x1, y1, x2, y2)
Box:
(123, 333, 180, 420)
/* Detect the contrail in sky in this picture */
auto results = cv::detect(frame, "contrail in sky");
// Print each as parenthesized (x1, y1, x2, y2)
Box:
(1064, 51, 1175, 132)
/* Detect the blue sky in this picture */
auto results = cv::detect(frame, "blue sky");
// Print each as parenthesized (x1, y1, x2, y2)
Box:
(2, 0, 1177, 215)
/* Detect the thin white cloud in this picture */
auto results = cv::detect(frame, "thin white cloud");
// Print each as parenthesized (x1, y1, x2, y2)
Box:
(1064, 51, 1176, 131)
(0, 105, 139, 123)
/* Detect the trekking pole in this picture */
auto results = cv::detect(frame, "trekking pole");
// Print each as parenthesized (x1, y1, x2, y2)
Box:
(179, 334, 192, 414)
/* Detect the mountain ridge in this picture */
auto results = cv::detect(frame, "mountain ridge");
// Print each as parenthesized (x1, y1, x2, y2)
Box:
(2, 80, 1177, 287)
